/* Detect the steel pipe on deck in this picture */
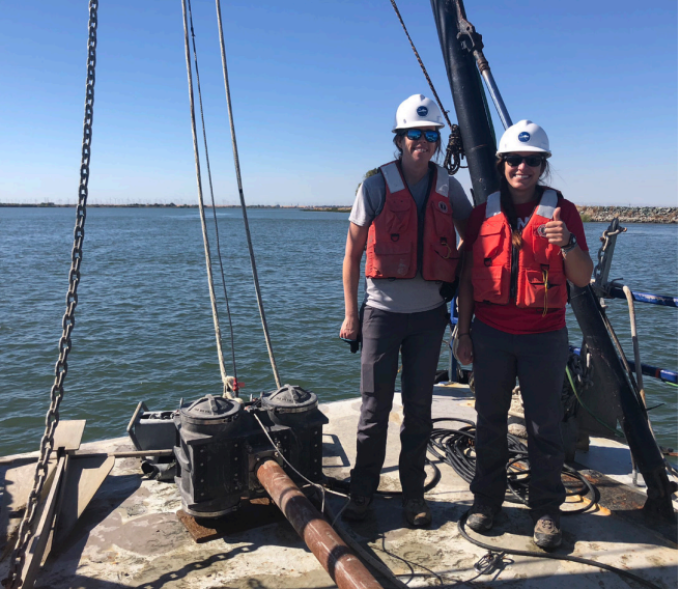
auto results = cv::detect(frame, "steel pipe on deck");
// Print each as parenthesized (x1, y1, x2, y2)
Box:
(256, 459, 383, 589)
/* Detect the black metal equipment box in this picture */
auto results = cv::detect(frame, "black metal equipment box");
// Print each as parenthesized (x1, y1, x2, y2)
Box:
(174, 385, 328, 518)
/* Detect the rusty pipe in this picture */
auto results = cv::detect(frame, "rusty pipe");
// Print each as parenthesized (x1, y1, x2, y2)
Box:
(256, 459, 383, 589)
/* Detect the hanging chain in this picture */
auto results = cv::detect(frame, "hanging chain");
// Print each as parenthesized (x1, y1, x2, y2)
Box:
(592, 223, 626, 288)
(4, 3, 98, 587)
(388, 0, 465, 175)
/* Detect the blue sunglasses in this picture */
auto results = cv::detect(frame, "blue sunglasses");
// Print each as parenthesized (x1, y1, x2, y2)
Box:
(402, 129, 440, 142)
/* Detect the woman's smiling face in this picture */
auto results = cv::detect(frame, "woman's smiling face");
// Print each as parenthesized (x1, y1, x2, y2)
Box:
(398, 126, 439, 166)
(504, 151, 545, 194)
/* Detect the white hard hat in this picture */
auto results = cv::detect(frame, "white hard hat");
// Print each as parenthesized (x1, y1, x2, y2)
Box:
(393, 94, 445, 131)
(497, 120, 551, 157)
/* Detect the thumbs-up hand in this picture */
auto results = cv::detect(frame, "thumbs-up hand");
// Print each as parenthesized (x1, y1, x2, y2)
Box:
(543, 207, 570, 247)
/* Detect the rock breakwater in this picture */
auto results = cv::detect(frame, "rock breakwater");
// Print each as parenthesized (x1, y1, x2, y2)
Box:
(577, 206, 677, 224)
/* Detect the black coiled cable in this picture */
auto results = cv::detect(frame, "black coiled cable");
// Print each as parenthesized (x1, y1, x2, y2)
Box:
(427, 417, 599, 514)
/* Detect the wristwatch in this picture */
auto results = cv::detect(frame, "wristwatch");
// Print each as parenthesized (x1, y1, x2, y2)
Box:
(561, 232, 577, 254)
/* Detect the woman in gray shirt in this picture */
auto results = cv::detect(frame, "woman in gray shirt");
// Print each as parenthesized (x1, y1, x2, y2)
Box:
(339, 94, 472, 526)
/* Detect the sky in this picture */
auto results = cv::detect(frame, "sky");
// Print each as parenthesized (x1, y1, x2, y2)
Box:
(0, 0, 677, 206)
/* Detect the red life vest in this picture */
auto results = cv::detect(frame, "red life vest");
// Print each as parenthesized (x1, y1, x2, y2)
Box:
(365, 161, 459, 282)
(472, 189, 568, 311)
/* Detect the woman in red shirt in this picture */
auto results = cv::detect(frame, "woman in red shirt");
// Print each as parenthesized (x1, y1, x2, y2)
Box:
(455, 120, 593, 549)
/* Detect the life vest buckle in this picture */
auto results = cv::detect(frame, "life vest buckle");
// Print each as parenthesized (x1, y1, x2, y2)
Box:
(440, 237, 452, 259)
(391, 233, 400, 242)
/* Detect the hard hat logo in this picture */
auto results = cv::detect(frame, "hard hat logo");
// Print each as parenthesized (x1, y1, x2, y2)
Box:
(417, 106, 429, 117)
(518, 132, 531, 142)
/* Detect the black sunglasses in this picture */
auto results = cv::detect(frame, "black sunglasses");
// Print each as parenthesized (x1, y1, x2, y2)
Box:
(401, 129, 440, 143)
(504, 154, 545, 168)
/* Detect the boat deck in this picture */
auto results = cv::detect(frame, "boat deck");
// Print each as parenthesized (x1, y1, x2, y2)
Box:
(1, 384, 677, 588)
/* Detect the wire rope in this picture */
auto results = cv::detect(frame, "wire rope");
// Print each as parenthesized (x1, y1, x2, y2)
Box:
(214, 0, 281, 389)
(185, 0, 238, 393)
(388, 0, 465, 175)
(388, 0, 453, 131)
(180, 0, 233, 397)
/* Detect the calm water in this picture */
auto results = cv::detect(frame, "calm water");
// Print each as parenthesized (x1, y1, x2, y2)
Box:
(1, 207, 677, 457)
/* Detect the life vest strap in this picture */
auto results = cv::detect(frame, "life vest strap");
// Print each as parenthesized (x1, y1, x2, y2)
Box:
(380, 162, 405, 194)
(536, 189, 558, 219)
(486, 192, 503, 218)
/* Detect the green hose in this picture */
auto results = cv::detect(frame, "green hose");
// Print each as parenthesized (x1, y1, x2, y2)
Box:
(565, 365, 625, 439)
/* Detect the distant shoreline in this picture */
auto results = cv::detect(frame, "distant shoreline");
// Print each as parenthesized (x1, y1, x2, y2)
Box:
(1, 203, 676, 223)
(575, 206, 677, 224)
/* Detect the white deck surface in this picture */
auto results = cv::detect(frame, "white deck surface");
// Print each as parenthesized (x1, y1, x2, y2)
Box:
(0, 384, 677, 588)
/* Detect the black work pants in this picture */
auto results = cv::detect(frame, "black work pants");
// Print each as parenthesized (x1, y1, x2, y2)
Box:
(470, 319, 568, 520)
(350, 304, 448, 500)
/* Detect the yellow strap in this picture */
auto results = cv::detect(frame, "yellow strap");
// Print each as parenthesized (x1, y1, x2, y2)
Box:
(542, 269, 549, 317)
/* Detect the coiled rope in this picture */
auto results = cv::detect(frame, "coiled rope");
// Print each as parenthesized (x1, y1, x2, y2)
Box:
(214, 0, 281, 389)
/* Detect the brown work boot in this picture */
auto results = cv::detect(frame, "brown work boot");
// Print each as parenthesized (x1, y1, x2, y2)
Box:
(342, 495, 372, 522)
(533, 515, 562, 550)
(403, 498, 432, 527)
(466, 503, 499, 533)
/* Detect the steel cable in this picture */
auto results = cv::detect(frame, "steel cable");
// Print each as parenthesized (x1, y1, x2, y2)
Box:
(388, 0, 464, 175)
(180, 0, 234, 397)
(185, 0, 239, 394)
(215, 0, 281, 389)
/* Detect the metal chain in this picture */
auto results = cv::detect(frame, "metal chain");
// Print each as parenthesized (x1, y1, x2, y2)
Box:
(388, 0, 465, 175)
(4, 3, 98, 587)
(592, 224, 626, 287)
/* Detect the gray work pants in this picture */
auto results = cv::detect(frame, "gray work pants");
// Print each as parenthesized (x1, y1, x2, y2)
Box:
(470, 319, 568, 520)
(350, 304, 448, 500)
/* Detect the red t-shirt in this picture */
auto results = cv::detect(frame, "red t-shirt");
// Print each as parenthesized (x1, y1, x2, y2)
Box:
(464, 195, 589, 334)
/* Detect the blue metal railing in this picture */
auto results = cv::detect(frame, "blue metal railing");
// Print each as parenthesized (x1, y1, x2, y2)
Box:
(608, 286, 678, 308)
(570, 346, 678, 385)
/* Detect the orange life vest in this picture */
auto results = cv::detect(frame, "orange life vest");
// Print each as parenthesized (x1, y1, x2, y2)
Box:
(365, 161, 459, 282)
(472, 189, 568, 311)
